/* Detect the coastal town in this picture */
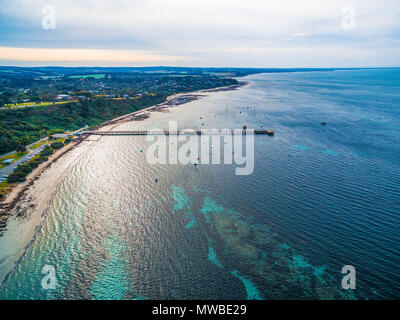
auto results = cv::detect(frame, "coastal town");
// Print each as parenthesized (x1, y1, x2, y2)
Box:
(0, 66, 248, 202)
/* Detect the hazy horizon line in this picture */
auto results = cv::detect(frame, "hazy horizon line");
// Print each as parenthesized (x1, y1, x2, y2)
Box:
(1, 65, 399, 69)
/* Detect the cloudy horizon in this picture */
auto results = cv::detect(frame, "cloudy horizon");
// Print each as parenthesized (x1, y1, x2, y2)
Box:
(0, 0, 399, 67)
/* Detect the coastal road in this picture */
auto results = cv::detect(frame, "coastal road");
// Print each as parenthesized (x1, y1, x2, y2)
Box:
(0, 143, 48, 178)
(0, 126, 88, 179)
(53, 126, 88, 139)
(0, 137, 48, 160)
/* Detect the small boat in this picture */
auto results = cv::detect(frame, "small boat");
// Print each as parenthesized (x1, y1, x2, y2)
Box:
(155, 178, 158, 182)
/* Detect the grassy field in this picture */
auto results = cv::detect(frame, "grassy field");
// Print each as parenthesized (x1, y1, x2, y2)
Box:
(0, 151, 28, 168)
(4, 100, 78, 109)
(69, 74, 105, 79)
(50, 138, 65, 144)
(5, 102, 39, 107)
(40, 75, 62, 80)
(0, 138, 66, 199)
(29, 140, 48, 149)
(6, 102, 37, 107)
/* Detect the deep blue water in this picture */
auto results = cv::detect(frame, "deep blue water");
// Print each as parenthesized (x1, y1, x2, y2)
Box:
(0, 69, 399, 299)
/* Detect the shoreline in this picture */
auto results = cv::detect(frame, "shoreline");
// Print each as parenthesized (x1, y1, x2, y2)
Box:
(95, 81, 247, 129)
(0, 138, 86, 222)
(0, 81, 246, 225)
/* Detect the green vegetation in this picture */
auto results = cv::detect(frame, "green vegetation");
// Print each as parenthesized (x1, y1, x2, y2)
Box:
(0, 66, 247, 199)
(0, 180, 12, 200)
(16, 144, 27, 152)
(0, 73, 237, 154)
(29, 139, 47, 149)
(5, 102, 36, 107)
(69, 74, 105, 79)
(0, 94, 166, 154)
(1, 139, 69, 199)
(50, 141, 64, 149)
(0, 151, 28, 168)
(40, 76, 62, 80)
(6, 144, 60, 184)
(4, 100, 77, 109)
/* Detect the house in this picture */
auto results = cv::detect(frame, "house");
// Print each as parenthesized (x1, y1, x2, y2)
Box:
(56, 94, 72, 101)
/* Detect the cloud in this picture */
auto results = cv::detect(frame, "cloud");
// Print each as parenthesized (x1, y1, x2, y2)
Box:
(293, 33, 310, 37)
(0, 46, 183, 64)
(0, 0, 399, 66)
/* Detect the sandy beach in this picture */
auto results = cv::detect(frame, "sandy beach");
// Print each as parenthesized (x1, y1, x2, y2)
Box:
(0, 79, 247, 290)
(0, 139, 84, 221)
(0, 81, 246, 228)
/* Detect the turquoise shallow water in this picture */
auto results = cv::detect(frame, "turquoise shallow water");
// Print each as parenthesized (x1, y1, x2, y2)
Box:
(0, 69, 399, 299)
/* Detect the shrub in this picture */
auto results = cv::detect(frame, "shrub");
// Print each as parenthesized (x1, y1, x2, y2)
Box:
(16, 144, 27, 152)
(40, 147, 53, 157)
(50, 142, 64, 149)
(29, 160, 40, 169)
(7, 172, 27, 183)
(19, 165, 32, 174)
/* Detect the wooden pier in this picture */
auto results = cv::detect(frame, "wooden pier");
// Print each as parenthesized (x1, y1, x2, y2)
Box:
(82, 129, 275, 136)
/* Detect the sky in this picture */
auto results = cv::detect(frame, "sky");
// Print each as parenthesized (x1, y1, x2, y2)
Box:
(0, 0, 399, 67)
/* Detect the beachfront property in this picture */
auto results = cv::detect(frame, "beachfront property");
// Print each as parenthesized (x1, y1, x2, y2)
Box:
(55, 94, 72, 101)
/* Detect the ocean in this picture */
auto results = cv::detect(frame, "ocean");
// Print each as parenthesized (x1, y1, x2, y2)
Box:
(0, 69, 399, 299)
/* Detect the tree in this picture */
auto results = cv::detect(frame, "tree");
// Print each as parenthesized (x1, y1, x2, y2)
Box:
(7, 172, 27, 183)
(16, 144, 27, 152)
(0, 92, 12, 107)
(40, 90, 58, 104)
(19, 165, 32, 174)
(50, 141, 64, 149)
